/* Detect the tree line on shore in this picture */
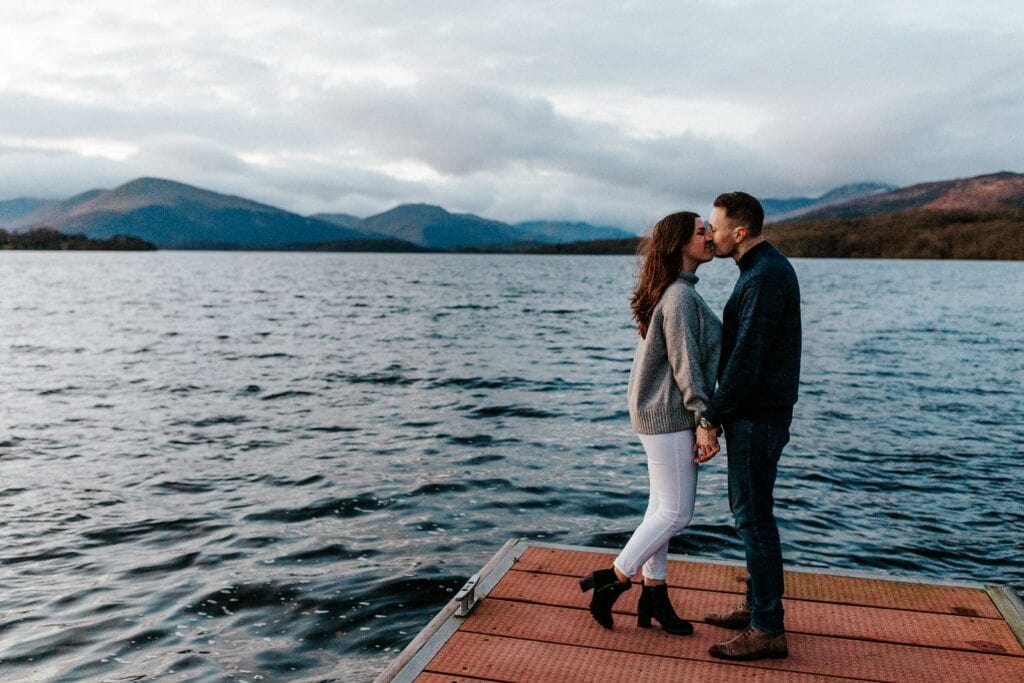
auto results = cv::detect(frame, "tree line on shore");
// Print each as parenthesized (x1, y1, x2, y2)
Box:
(0, 227, 156, 251)
(4, 209, 1022, 259)
(768, 209, 1024, 260)
(513, 209, 1024, 260)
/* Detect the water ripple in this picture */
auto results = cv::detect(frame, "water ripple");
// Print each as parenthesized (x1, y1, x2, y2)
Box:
(0, 252, 1021, 681)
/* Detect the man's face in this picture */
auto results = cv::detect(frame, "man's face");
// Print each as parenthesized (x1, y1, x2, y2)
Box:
(707, 206, 737, 259)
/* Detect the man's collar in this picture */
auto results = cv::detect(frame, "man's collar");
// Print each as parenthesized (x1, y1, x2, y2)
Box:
(738, 240, 773, 271)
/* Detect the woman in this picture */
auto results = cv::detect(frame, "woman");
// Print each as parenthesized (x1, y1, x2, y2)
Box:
(579, 211, 722, 635)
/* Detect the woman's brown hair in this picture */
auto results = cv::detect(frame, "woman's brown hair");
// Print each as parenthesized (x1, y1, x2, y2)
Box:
(630, 211, 699, 338)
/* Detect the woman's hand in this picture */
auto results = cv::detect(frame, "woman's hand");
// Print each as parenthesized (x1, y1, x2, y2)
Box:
(694, 426, 720, 464)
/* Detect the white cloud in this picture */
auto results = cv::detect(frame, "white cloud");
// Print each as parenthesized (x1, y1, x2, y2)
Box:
(0, 1, 1021, 228)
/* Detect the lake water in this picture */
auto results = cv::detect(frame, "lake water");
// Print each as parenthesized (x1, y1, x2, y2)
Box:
(1, 251, 1022, 681)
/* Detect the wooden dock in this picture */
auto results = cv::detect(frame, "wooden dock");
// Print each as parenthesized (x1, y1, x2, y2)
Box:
(376, 540, 1024, 682)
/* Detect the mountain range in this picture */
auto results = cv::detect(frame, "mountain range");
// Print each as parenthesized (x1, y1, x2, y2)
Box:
(1, 178, 373, 249)
(769, 172, 1024, 260)
(761, 182, 898, 220)
(465, 171, 1024, 259)
(1, 178, 635, 250)
(2, 171, 1021, 257)
(780, 171, 1024, 220)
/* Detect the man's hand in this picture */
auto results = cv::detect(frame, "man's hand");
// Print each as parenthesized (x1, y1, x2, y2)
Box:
(694, 425, 720, 464)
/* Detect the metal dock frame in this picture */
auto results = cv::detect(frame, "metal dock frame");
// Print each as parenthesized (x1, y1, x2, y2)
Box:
(375, 538, 525, 683)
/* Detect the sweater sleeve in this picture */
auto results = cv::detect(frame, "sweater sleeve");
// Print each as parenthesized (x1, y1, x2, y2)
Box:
(703, 274, 781, 425)
(662, 287, 713, 420)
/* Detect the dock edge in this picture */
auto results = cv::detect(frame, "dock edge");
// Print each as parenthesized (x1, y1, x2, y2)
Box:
(373, 537, 525, 683)
(986, 584, 1024, 649)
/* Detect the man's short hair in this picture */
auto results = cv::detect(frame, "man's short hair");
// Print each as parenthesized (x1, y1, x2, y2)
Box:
(713, 191, 764, 236)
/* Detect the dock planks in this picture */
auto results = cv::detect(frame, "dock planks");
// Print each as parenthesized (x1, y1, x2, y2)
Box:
(377, 541, 1024, 682)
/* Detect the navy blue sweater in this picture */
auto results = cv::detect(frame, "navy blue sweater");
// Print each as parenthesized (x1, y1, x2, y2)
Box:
(703, 241, 801, 426)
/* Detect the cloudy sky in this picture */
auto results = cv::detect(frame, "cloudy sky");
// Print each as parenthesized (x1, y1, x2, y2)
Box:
(1, 1, 1021, 228)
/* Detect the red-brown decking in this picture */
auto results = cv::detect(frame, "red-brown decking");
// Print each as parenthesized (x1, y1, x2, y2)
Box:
(381, 543, 1024, 682)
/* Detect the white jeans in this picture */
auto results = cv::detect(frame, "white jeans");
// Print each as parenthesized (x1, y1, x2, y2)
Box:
(613, 430, 698, 580)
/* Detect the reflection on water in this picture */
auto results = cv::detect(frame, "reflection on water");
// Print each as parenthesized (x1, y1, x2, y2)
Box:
(1, 252, 1022, 681)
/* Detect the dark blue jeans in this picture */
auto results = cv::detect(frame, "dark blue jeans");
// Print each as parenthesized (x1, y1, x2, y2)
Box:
(725, 419, 790, 635)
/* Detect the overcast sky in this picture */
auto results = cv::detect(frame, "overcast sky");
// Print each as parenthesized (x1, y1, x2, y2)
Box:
(1, 1, 1021, 228)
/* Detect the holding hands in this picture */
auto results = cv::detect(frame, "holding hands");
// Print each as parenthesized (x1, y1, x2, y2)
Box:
(694, 424, 720, 464)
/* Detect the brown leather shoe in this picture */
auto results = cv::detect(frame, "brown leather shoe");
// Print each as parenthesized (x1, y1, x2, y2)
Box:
(703, 602, 751, 630)
(708, 627, 788, 660)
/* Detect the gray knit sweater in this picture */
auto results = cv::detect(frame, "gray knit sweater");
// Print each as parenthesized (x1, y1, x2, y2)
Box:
(627, 272, 722, 435)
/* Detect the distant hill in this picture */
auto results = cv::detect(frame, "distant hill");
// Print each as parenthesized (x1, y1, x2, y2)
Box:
(340, 205, 634, 249)
(310, 212, 363, 229)
(8, 189, 106, 229)
(768, 172, 1024, 260)
(0, 197, 52, 224)
(790, 172, 1024, 220)
(355, 203, 526, 249)
(513, 220, 635, 243)
(9, 178, 375, 248)
(762, 182, 897, 221)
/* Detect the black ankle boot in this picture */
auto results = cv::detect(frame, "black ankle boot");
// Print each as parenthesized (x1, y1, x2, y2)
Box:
(637, 584, 693, 635)
(579, 568, 631, 629)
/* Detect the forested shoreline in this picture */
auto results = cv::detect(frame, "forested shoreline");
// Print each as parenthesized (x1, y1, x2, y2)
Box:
(0, 228, 156, 251)
(4, 209, 1022, 259)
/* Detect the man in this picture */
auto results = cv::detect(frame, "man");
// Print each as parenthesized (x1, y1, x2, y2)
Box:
(695, 191, 801, 661)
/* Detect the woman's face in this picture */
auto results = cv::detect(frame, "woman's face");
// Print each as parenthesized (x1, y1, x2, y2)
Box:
(683, 218, 714, 264)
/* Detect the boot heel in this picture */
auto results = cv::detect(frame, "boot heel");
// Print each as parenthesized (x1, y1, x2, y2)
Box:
(642, 584, 693, 636)
(637, 613, 652, 628)
(580, 568, 632, 629)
